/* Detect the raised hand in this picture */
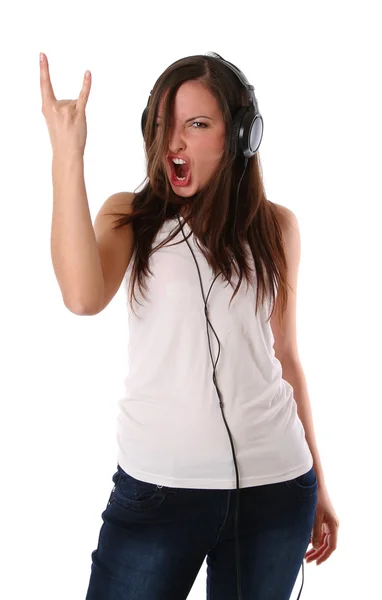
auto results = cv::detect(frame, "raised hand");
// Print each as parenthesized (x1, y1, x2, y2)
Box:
(39, 52, 92, 156)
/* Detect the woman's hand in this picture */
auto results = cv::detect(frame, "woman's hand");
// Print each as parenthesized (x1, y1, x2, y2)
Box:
(39, 52, 92, 157)
(305, 485, 340, 565)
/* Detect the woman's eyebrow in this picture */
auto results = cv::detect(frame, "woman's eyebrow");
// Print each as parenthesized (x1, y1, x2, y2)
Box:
(156, 115, 214, 122)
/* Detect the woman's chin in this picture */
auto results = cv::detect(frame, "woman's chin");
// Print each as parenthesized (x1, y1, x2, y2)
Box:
(173, 187, 196, 197)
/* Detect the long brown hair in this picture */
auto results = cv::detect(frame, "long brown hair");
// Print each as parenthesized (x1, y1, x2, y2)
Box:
(108, 54, 289, 329)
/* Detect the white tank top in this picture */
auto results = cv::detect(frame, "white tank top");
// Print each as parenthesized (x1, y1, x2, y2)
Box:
(116, 217, 313, 489)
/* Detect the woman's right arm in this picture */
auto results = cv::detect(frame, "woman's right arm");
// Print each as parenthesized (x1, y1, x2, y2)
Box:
(51, 156, 135, 315)
(50, 152, 105, 314)
(40, 53, 134, 315)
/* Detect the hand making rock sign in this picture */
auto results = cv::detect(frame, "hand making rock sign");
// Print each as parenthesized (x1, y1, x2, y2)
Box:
(39, 52, 92, 157)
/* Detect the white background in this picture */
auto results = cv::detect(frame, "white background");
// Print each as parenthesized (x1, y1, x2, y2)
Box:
(1, 0, 381, 598)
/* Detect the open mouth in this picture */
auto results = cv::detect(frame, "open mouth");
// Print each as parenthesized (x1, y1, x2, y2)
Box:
(168, 158, 192, 185)
(175, 163, 189, 179)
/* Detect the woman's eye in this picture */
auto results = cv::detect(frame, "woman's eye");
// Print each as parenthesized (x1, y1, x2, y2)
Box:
(155, 121, 206, 129)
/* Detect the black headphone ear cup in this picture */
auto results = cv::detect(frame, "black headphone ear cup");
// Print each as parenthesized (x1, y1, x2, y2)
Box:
(230, 106, 248, 155)
(141, 107, 149, 136)
(241, 108, 262, 158)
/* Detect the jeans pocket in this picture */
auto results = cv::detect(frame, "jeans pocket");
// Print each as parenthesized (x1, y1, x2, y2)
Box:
(113, 464, 168, 511)
(284, 465, 318, 499)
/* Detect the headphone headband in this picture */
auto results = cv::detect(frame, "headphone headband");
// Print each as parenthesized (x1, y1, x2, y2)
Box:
(204, 51, 255, 105)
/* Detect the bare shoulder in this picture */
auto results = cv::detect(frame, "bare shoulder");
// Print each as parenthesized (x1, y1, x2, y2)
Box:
(98, 190, 136, 215)
(270, 201, 299, 235)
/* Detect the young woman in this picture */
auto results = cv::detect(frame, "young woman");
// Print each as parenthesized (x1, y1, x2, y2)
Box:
(41, 51, 339, 600)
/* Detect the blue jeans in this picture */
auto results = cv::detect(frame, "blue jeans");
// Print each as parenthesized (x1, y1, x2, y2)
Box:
(85, 463, 318, 599)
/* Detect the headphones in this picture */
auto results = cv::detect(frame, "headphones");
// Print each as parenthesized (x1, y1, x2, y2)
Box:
(141, 51, 264, 158)
(140, 53, 306, 600)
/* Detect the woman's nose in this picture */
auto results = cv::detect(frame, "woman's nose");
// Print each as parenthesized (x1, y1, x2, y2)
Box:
(168, 126, 186, 153)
